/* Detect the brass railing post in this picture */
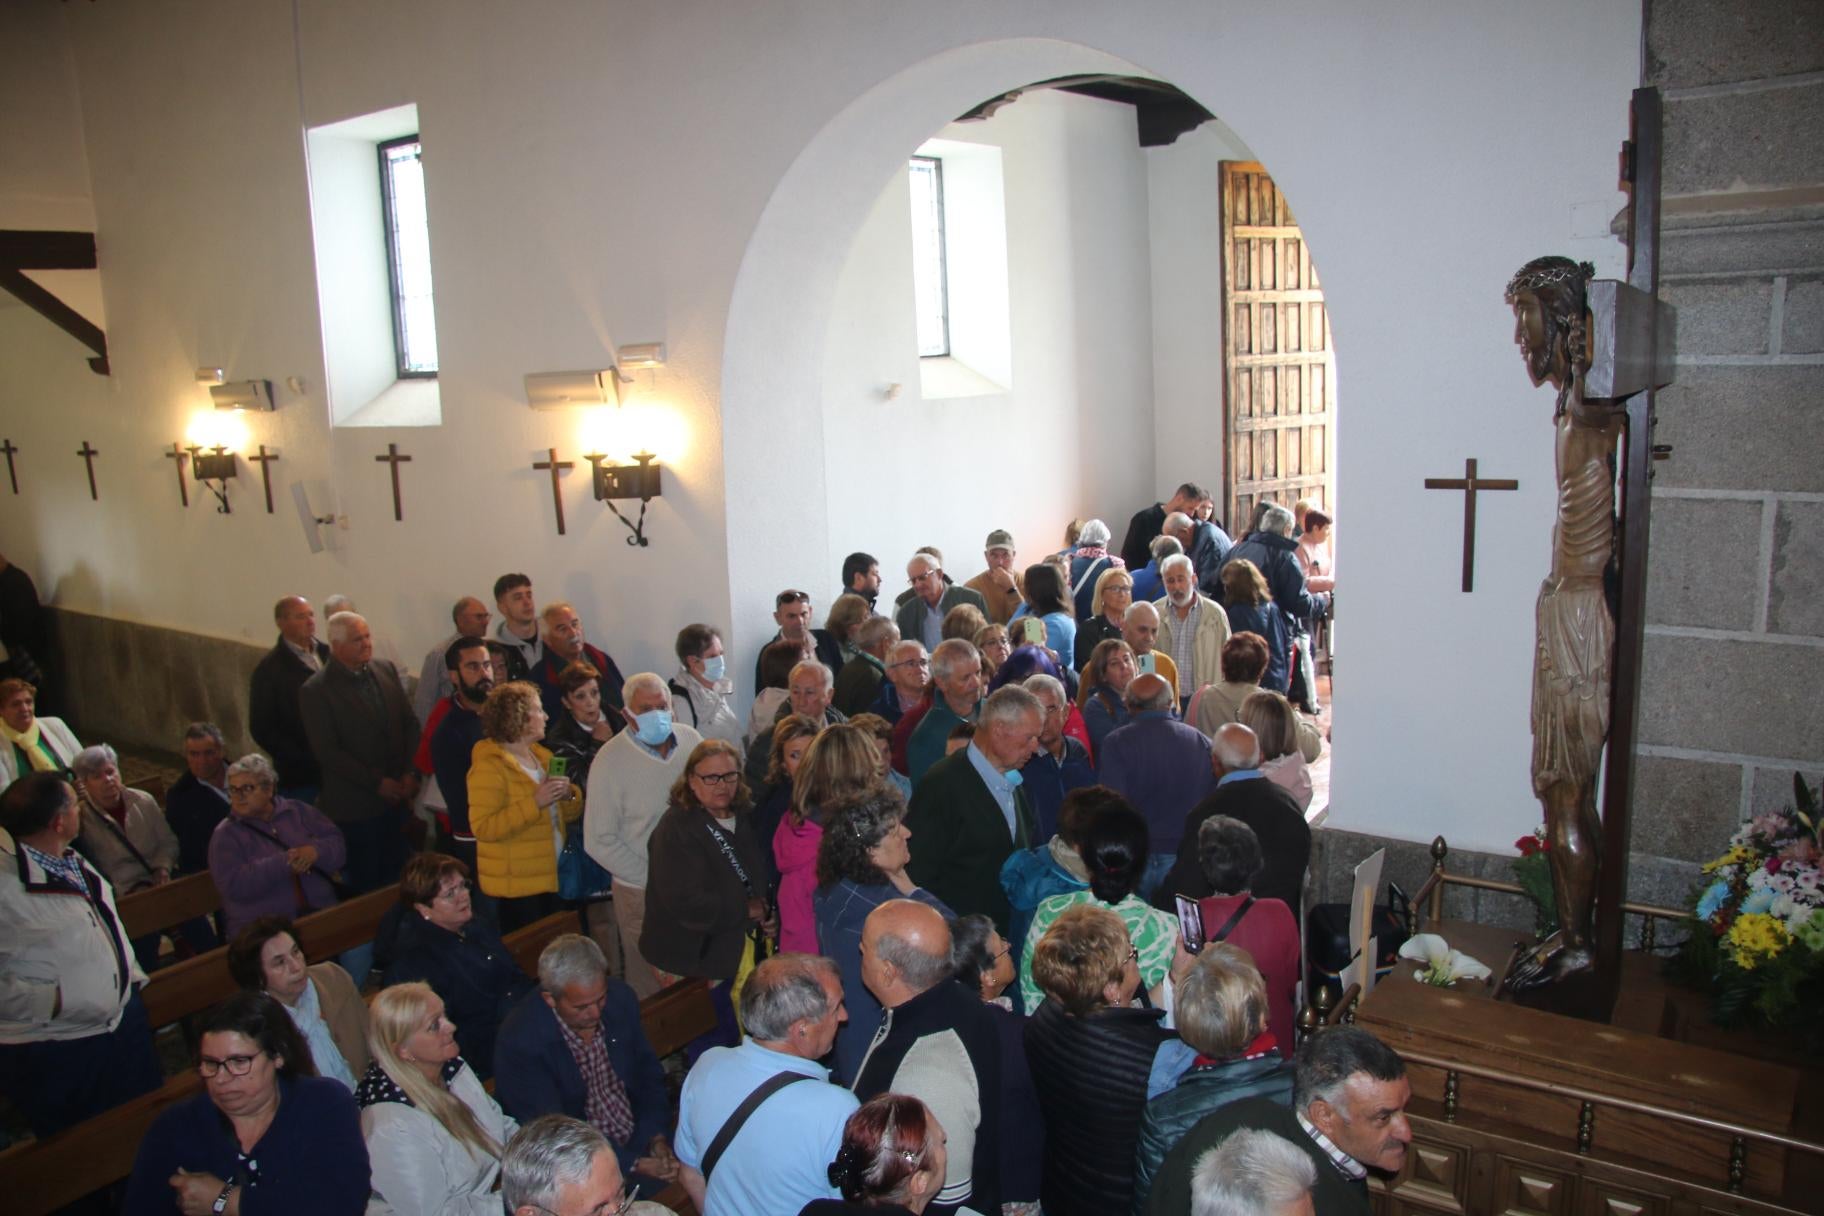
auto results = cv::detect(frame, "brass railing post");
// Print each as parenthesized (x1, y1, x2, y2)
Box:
(1443, 1070, 1460, 1123)
(1728, 1136, 1746, 1193)
(1577, 1102, 1595, 1155)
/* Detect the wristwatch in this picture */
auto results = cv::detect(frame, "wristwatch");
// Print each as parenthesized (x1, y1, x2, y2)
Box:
(212, 1182, 235, 1214)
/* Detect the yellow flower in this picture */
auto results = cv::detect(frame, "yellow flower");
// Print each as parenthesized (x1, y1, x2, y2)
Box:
(1726, 913, 1789, 970)
(1703, 845, 1755, 875)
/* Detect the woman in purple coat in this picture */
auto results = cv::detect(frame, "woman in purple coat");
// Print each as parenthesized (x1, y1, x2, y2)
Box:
(208, 754, 347, 937)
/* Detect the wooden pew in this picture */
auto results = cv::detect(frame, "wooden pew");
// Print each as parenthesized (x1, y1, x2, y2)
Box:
(116, 871, 222, 941)
(504, 908, 583, 977)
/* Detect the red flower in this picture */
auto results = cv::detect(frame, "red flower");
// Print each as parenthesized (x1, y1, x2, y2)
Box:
(1516, 835, 1543, 857)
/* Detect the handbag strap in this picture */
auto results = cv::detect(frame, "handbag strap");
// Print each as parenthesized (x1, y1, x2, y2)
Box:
(84, 795, 159, 878)
(701, 1072, 812, 1179)
(704, 820, 755, 898)
(234, 817, 339, 885)
(1208, 895, 1256, 945)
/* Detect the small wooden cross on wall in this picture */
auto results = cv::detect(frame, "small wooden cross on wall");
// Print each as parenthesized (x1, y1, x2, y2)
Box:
(165, 442, 191, 507)
(374, 443, 412, 522)
(1, 438, 19, 495)
(248, 444, 280, 514)
(532, 448, 575, 536)
(1423, 457, 1518, 592)
(76, 441, 100, 501)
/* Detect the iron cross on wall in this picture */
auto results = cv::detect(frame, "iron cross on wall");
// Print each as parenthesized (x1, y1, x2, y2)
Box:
(1424, 457, 1518, 592)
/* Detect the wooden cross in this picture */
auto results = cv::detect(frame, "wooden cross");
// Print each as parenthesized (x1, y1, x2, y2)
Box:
(1423, 457, 1517, 592)
(374, 442, 412, 521)
(532, 448, 575, 535)
(76, 441, 100, 501)
(248, 444, 280, 514)
(164, 442, 191, 506)
(0, 438, 18, 495)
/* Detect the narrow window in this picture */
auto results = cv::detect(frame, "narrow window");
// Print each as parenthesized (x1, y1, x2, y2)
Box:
(908, 155, 950, 358)
(379, 136, 438, 377)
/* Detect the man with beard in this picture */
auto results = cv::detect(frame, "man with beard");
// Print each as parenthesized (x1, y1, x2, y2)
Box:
(427, 636, 497, 878)
(1154, 555, 1231, 706)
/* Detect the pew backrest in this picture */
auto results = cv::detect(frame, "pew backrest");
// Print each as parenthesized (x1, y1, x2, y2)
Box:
(116, 871, 222, 940)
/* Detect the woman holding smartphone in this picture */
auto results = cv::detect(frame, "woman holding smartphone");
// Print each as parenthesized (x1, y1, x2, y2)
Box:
(467, 680, 581, 932)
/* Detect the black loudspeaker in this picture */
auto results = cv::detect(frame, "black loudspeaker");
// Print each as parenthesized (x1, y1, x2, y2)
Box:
(1304, 882, 1411, 1003)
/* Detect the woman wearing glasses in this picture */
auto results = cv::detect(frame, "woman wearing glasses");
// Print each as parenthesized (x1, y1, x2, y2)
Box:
(948, 914, 1041, 1216)
(125, 990, 370, 1214)
(359, 982, 518, 1216)
(206, 753, 347, 938)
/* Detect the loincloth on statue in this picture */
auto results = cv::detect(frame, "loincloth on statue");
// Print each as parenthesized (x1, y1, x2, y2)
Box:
(1531, 576, 1612, 795)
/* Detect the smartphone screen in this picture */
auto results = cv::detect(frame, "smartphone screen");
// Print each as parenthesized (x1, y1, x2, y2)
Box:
(547, 756, 569, 779)
(1136, 651, 1156, 676)
(1175, 896, 1204, 954)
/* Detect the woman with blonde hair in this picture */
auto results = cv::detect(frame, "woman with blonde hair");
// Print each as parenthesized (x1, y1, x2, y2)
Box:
(973, 623, 1012, 676)
(468, 680, 581, 932)
(753, 712, 823, 900)
(358, 982, 517, 1215)
(826, 593, 875, 663)
(1073, 567, 1133, 671)
(775, 723, 883, 953)
(1238, 690, 1315, 811)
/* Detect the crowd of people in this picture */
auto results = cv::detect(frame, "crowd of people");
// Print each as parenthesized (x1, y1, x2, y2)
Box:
(0, 485, 1376, 1216)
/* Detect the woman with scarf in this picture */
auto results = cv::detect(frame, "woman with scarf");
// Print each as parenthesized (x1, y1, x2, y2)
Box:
(0, 677, 80, 786)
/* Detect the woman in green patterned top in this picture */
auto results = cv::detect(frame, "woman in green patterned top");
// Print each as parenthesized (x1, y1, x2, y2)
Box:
(1019, 793, 1180, 1011)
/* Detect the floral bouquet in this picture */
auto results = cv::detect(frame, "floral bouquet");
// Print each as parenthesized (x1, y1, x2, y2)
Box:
(1673, 774, 1824, 1042)
(1512, 827, 1557, 937)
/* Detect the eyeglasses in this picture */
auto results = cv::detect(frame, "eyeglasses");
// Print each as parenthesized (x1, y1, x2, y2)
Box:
(226, 783, 267, 798)
(990, 942, 1013, 963)
(694, 770, 741, 787)
(527, 1181, 640, 1216)
(434, 882, 472, 902)
(197, 1050, 266, 1078)
(1127, 946, 1141, 965)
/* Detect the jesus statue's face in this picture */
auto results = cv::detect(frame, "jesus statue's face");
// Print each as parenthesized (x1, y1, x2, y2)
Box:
(1510, 290, 1560, 390)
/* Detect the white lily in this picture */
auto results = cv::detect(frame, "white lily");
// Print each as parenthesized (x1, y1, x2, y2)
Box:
(1398, 933, 1492, 987)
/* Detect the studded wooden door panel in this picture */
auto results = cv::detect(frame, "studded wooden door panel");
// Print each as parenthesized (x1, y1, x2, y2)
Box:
(1220, 161, 1336, 533)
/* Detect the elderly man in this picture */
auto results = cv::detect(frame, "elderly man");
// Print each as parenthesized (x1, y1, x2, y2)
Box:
(1149, 1027, 1410, 1216)
(298, 611, 419, 893)
(495, 935, 675, 1191)
(870, 638, 930, 727)
(669, 624, 742, 744)
(503, 1115, 671, 1216)
(1189, 1130, 1318, 1216)
(585, 672, 704, 998)
(1165, 510, 1234, 597)
(1017, 673, 1096, 842)
(752, 589, 846, 695)
(1121, 481, 1208, 572)
(833, 616, 899, 718)
(841, 551, 882, 609)
(675, 954, 859, 1216)
(903, 638, 983, 785)
(746, 659, 848, 784)
(1222, 503, 1331, 711)
(1157, 554, 1232, 704)
(1123, 600, 1181, 693)
(164, 721, 231, 874)
(412, 595, 491, 723)
(964, 529, 1027, 625)
(0, 772, 163, 1137)
(1099, 673, 1215, 893)
(249, 594, 331, 799)
(533, 600, 627, 721)
(492, 572, 545, 680)
(1154, 723, 1308, 911)
(425, 636, 496, 877)
(1130, 534, 1181, 606)
(896, 551, 987, 654)
(854, 899, 1002, 1216)
(906, 686, 1041, 932)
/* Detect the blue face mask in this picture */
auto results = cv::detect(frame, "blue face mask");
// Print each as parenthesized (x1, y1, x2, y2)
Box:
(701, 655, 727, 683)
(632, 709, 673, 745)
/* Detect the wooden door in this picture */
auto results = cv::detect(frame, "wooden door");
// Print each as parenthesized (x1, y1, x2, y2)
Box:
(1220, 161, 1336, 533)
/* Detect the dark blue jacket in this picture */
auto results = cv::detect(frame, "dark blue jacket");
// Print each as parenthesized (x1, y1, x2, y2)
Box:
(1185, 521, 1234, 596)
(493, 984, 670, 1178)
(1017, 737, 1097, 843)
(1222, 601, 1292, 693)
(428, 699, 486, 838)
(383, 913, 533, 1081)
(1220, 533, 1327, 625)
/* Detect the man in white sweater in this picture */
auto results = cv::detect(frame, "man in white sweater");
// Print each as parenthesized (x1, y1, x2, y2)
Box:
(585, 673, 702, 999)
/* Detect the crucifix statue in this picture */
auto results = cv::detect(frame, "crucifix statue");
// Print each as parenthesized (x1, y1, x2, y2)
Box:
(1, 439, 19, 495)
(76, 441, 100, 501)
(374, 443, 412, 522)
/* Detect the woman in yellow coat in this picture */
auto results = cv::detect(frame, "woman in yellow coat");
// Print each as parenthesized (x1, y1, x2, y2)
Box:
(467, 680, 581, 932)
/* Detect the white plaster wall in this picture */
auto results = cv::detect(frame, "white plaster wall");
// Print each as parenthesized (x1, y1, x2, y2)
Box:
(0, 0, 1639, 855)
(822, 90, 1156, 583)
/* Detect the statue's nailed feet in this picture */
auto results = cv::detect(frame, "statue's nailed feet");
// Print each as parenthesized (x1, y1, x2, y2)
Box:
(1497, 930, 1597, 996)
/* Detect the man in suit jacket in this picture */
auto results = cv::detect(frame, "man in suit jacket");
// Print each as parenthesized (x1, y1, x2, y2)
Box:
(493, 935, 676, 1191)
(1146, 1027, 1411, 1216)
(299, 611, 420, 892)
(895, 551, 987, 655)
(249, 596, 332, 797)
(1153, 723, 1307, 911)
(905, 686, 1041, 935)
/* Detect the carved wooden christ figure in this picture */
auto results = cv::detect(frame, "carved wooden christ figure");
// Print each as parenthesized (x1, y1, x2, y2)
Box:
(1506, 256, 1622, 989)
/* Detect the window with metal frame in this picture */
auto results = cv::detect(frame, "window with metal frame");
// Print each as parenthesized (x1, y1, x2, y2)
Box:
(378, 135, 439, 377)
(908, 155, 950, 358)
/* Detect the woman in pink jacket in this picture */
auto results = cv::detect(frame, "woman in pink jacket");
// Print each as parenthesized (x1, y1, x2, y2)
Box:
(773, 723, 882, 953)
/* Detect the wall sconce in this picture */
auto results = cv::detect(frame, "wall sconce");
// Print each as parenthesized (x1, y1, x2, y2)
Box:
(192, 446, 238, 513)
(210, 379, 274, 411)
(584, 451, 661, 547)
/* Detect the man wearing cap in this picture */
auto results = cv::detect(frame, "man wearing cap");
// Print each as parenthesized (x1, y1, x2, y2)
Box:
(751, 589, 845, 695)
(965, 530, 1027, 625)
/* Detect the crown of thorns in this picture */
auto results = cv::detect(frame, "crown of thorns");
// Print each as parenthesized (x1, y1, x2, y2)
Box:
(1505, 260, 1593, 300)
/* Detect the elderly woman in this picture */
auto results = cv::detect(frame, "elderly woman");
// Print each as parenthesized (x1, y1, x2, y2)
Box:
(0, 677, 80, 786)
(125, 991, 370, 1215)
(813, 788, 952, 1083)
(776, 724, 880, 954)
(71, 743, 184, 968)
(1239, 691, 1317, 812)
(384, 852, 534, 1081)
(545, 660, 618, 792)
(1078, 639, 1136, 757)
(469, 679, 582, 933)
(1191, 636, 1322, 760)
(950, 914, 1041, 1214)
(1074, 567, 1134, 671)
(208, 754, 346, 938)
(1010, 563, 1077, 661)
(672, 623, 743, 745)
(1019, 800, 1179, 1012)
(1064, 519, 1123, 621)
(827, 593, 875, 664)
(800, 1094, 950, 1216)
(754, 712, 823, 895)
(1132, 944, 1295, 1209)
(1192, 817, 1301, 1051)
(973, 623, 1012, 677)
(229, 916, 369, 1090)
(358, 981, 518, 1215)
(1219, 560, 1293, 694)
(641, 739, 773, 1001)
(1023, 904, 1181, 1216)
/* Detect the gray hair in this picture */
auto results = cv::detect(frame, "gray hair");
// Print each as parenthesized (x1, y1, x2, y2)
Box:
(1161, 553, 1196, 579)
(1150, 534, 1185, 562)
(1077, 519, 1112, 546)
(929, 638, 979, 682)
(502, 1115, 612, 1211)
(226, 753, 278, 788)
(536, 934, 608, 996)
(980, 684, 1041, 730)
(789, 660, 834, 691)
(1163, 511, 1193, 534)
(889, 639, 928, 665)
(1212, 723, 1262, 771)
(183, 721, 225, 748)
(71, 744, 119, 780)
(322, 594, 355, 616)
(1261, 504, 1296, 538)
(324, 611, 365, 644)
(1190, 1129, 1317, 1216)
(1124, 677, 1176, 714)
(874, 927, 953, 994)
(1124, 600, 1160, 627)
(623, 671, 667, 704)
(856, 616, 899, 652)
(1022, 673, 1066, 706)
(908, 551, 940, 576)
(1292, 1026, 1408, 1114)
(740, 953, 841, 1041)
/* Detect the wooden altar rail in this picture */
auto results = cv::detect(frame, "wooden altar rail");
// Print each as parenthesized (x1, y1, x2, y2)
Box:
(1398, 1047, 1824, 1194)
(1412, 836, 1688, 951)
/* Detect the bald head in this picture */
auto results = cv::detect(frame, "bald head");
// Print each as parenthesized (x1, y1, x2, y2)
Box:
(1125, 672, 1176, 713)
(1213, 722, 1262, 774)
(1163, 511, 1194, 542)
(274, 596, 316, 648)
(452, 596, 490, 638)
(860, 899, 953, 1007)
